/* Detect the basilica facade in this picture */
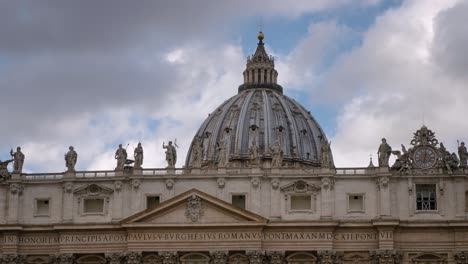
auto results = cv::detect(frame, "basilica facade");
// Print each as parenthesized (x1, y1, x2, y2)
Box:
(0, 33, 467, 264)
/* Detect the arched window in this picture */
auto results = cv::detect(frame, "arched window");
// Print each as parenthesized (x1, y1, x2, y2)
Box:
(342, 252, 371, 264)
(411, 253, 447, 264)
(180, 253, 210, 264)
(76, 255, 106, 264)
(286, 252, 317, 264)
(228, 253, 249, 264)
(26, 256, 50, 264)
(143, 254, 163, 264)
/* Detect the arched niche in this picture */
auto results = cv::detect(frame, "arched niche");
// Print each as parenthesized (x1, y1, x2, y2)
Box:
(26, 256, 50, 264)
(342, 252, 371, 264)
(228, 253, 249, 264)
(180, 253, 210, 264)
(412, 253, 447, 264)
(143, 254, 163, 264)
(76, 254, 106, 264)
(286, 252, 317, 264)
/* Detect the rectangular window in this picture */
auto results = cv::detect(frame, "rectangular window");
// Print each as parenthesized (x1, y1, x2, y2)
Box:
(416, 184, 437, 211)
(232, 195, 246, 210)
(35, 199, 50, 216)
(83, 198, 104, 214)
(348, 194, 364, 212)
(146, 196, 160, 210)
(290, 195, 312, 210)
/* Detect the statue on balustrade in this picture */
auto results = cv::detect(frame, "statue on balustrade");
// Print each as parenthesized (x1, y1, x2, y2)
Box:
(320, 136, 335, 169)
(391, 144, 412, 173)
(134, 142, 144, 168)
(10, 146, 25, 173)
(249, 141, 260, 166)
(271, 140, 283, 168)
(64, 146, 78, 172)
(163, 141, 177, 168)
(377, 138, 392, 167)
(115, 144, 128, 170)
(217, 139, 228, 167)
(439, 142, 459, 174)
(191, 136, 203, 168)
(0, 159, 13, 181)
(458, 141, 467, 170)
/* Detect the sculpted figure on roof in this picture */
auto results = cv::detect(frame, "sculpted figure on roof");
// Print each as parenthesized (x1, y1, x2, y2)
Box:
(163, 141, 177, 168)
(115, 144, 127, 170)
(377, 138, 392, 167)
(10, 147, 25, 174)
(134, 143, 143, 169)
(65, 146, 78, 172)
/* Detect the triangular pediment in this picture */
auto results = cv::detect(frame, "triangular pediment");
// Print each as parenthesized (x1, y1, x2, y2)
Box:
(122, 189, 267, 226)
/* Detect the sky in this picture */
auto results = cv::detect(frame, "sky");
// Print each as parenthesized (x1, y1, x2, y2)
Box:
(0, 0, 467, 172)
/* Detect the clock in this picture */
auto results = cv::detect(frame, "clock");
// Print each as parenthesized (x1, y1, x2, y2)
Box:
(413, 146, 438, 169)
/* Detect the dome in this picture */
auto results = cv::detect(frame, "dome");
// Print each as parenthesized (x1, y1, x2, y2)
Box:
(185, 33, 332, 169)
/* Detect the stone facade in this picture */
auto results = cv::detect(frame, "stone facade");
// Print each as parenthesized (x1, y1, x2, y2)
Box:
(0, 33, 467, 264)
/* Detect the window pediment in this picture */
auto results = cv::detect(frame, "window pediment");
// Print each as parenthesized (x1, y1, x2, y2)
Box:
(280, 180, 320, 193)
(73, 184, 114, 196)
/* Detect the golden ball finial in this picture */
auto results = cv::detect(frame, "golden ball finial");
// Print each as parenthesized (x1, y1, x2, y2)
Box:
(257, 31, 264, 41)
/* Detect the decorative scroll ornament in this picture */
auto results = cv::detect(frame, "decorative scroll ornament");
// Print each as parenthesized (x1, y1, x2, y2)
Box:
(125, 252, 142, 264)
(411, 126, 438, 147)
(210, 251, 229, 264)
(51, 253, 75, 264)
(318, 250, 342, 264)
(161, 251, 178, 264)
(185, 195, 204, 222)
(455, 252, 468, 264)
(105, 253, 124, 264)
(371, 250, 402, 264)
(267, 251, 285, 264)
(247, 251, 265, 264)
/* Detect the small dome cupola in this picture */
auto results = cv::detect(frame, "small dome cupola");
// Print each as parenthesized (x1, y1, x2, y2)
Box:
(239, 32, 283, 94)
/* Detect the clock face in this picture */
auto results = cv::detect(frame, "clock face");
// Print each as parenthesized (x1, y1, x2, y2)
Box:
(413, 146, 438, 169)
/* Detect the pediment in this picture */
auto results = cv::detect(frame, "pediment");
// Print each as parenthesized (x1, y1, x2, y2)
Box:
(122, 189, 267, 226)
(280, 180, 321, 193)
(73, 184, 114, 195)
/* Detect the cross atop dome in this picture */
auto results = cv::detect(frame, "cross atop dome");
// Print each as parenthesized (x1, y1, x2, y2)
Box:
(239, 31, 283, 94)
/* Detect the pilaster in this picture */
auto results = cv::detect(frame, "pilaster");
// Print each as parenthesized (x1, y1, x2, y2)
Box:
(7, 182, 23, 224)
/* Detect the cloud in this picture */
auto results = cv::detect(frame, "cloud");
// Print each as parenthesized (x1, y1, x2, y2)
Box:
(324, 0, 466, 166)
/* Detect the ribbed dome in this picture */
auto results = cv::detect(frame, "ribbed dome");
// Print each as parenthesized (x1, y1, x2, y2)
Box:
(185, 33, 330, 169)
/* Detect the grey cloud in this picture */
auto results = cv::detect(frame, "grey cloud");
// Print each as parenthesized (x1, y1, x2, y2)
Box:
(432, 0, 468, 80)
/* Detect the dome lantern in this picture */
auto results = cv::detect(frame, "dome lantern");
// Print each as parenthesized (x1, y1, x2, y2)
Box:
(239, 32, 283, 94)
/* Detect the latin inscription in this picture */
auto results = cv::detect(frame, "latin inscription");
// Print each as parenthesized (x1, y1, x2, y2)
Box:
(4, 231, 391, 245)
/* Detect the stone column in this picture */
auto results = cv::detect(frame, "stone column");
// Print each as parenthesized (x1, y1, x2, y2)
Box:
(125, 251, 142, 264)
(455, 177, 466, 218)
(270, 178, 281, 218)
(106, 252, 125, 264)
(250, 177, 262, 214)
(161, 251, 179, 264)
(130, 179, 142, 213)
(320, 177, 335, 218)
(455, 252, 468, 264)
(376, 176, 391, 217)
(7, 183, 23, 224)
(267, 251, 285, 264)
(318, 250, 343, 264)
(247, 251, 265, 264)
(112, 180, 123, 220)
(211, 251, 228, 264)
(370, 250, 402, 264)
(62, 182, 74, 222)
